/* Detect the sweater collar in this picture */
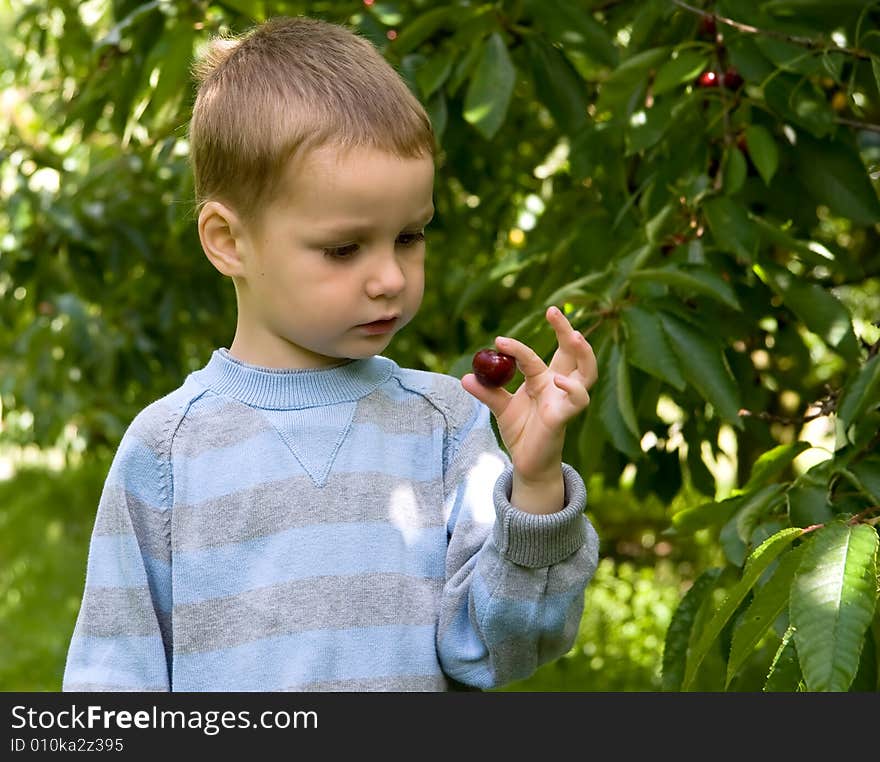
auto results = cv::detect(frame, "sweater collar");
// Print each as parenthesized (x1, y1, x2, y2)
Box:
(191, 348, 396, 410)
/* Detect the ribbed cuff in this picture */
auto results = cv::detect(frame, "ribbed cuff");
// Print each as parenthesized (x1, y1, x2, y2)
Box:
(492, 463, 588, 568)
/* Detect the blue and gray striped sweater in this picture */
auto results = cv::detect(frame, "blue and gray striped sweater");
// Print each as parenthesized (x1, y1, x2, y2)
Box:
(62, 348, 599, 691)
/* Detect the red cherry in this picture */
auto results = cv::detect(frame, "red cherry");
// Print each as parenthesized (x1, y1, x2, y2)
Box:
(698, 14, 717, 39)
(722, 67, 744, 90)
(697, 70, 719, 88)
(472, 349, 516, 387)
(661, 233, 688, 255)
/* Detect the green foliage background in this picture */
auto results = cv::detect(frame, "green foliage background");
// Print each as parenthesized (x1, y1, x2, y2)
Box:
(2, 0, 879, 691)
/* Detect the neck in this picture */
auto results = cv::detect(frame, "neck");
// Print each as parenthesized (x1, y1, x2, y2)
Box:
(191, 348, 395, 409)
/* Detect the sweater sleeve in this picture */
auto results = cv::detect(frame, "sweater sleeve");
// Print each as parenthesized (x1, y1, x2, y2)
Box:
(436, 395, 599, 689)
(62, 410, 174, 691)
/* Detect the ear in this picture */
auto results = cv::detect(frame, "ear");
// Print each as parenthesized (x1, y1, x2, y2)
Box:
(198, 201, 249, 278)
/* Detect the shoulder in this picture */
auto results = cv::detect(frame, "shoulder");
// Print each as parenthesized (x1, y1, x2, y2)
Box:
(123, 375, 213, 451)
(105, 376, 213, 506)
(385, 362, 484, 435)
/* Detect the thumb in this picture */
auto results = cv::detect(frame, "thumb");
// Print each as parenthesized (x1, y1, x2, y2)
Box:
(461, 373, 512, 418)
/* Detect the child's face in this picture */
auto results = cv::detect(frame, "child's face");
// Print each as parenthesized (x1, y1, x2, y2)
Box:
(232, 144, 435, 368)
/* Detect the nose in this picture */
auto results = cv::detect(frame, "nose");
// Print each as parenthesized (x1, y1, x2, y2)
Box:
(364, 249, 406, 299)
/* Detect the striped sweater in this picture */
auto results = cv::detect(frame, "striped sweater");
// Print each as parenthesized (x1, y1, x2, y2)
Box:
(63, 348, 599, 691)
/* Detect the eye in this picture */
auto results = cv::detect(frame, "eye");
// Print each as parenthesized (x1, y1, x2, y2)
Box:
(397, 231, 426, 247)
(323, 243, 359, 259)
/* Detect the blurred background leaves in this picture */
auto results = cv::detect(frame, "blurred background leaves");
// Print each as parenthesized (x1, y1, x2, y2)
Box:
(2, 0, 879, 691)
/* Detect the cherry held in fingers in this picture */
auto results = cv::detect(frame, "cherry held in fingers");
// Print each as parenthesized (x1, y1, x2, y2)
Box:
(472, 349, 516, 387)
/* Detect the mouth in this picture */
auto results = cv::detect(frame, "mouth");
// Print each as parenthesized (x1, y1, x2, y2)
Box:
(358, 316, 400, 334)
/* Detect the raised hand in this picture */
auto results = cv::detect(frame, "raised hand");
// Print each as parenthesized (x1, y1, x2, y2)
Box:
(461, 305, 599, 484)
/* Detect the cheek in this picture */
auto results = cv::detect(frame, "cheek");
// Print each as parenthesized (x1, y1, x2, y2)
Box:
(408, 261, 425, 301)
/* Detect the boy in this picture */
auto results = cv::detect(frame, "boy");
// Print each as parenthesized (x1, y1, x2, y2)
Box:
(62, 15, 599, 692)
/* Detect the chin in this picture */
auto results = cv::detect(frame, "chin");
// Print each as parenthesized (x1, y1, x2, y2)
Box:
(349, 346, 388, 359)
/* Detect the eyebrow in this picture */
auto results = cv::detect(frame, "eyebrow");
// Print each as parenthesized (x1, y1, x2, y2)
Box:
(320, 207, 435, 237)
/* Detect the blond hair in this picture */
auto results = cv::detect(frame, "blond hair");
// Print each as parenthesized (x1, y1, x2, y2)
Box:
(189, 16, 435, 226)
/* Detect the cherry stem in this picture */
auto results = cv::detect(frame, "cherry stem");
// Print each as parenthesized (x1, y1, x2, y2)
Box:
(848, 505, 880, 525)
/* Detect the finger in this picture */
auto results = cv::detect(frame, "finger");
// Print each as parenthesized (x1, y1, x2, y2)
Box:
(553, 373, 592, 410)
(494, 336, 547, 380)
(547, 309, 598, 387)
(571, 331, 599, 389)
(546, 306, 585, 374)
(461, 373, 514, 418)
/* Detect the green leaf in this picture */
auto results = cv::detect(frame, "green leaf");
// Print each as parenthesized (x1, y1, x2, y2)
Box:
(644, 203, 676, 244)
(390, 6, 461, 56)
(743, 442, 812, 493)
(765, 0, 870, 10)
(416, 48, 455, 99)
(596, 46, 670, 117)
(720, 512, 747, 567)
(787, 483, 834, 527)
(425, 89, 448, 141)
(216, 0, 261, 18)
(543, 271, 608, 306)
(524, 0, 618, 67)
(764, 75, 834, 138)
(620, 305, 686, 391)
(848, 455, 880, 503)
(872, 56, 880, 96)
(98, 0, 162, 46)
(463, 32, 516, 140)
(837, 354, 880, 429)
(524, 37, 588, 134)
(596, 342, 642, 460)
(617, 343, 640, 440)
(750, 215, 836, 268)
(850, 626, 878, 692)
(630, 265, 741, 311)
(764, 625, 803, 691)
(577, 329, 611, 476)
(662, 568, 722, 691)
(703, 197, 760, 263)
(446, 40, 484, 97)
(686, 434, 716, 497)
(682, 527, 804, 690)
(726, 545, 805, 687)
(791, 522, 879, 691)
(672, 494, 743, 534)
(756, 262, 860, 361)
(368, 2, 404, 26)
(568, 124, 618, 181)
(794, 134, 880, 226)
(735, 483, 788, 545)
(726, 35, 776, 83)
(755, 37, 821, 76)
(140, 24, 193, 126)
(744, 125, 779, 186)
(659, 312, 744, 429)
(625, 97, 675, 156)
(722, 144, 747, 196)
(653, 49, 711, 96)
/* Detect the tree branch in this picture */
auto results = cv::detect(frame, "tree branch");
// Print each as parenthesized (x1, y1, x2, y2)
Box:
(834, 117, 880, 134)
(670, 0, 874, 60)
(738, 384, 841, 425)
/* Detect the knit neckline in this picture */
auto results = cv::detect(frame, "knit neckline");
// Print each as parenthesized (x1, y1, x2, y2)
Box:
(191, 348, 396, 410)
